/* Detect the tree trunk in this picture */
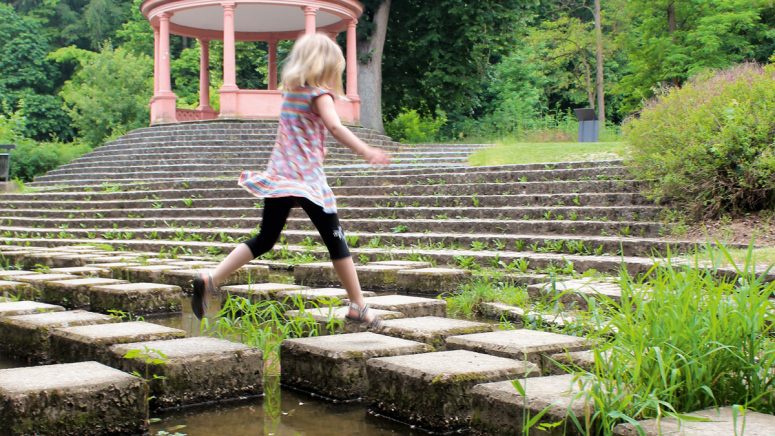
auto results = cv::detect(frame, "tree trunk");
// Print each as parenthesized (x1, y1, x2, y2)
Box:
(667, 1, 677, 34)
(581, 57, 595, 109)
(594, 0, 605, 127)
(357, 0, 391, 133)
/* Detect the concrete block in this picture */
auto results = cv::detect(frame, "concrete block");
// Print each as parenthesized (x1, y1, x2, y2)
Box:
(277, 287, 375, 307)
(369, 260, 433, 269)
(547, 350, 598, 375)
(471, 374, 591, 435)
(481, 302, 577, 330)
(11, 273, 81, 287)
(354, 264, 408, 291)
(367, 350, 538, 431)
(84, 262, 142, 278)
(0, 361, 147, 435)
(281, 332, 430, 400)
(120, 264, 184, 282)
(379, 316, 493, 349)
(353, 294, 447, 318)
(446, 329, 591, 373)
(0, 301, 64, 317)
(0, 310, 115, 363)
(285, 306, 404, 334)
(613, 407, 775, 435)
(89, 282, 183, 315)
(0, 270, 39, 280)
(293, 262, 339, 287)
(396, 267, 472, 295)
(222, 283, 309, 303)
(49, 266, 110, 277)
(0, 279, 38, 300)
(51, 321, 186, 364)
(529, 279, 623, 309)
(41, 277, 128, 310)
(109, 337, 262, 409)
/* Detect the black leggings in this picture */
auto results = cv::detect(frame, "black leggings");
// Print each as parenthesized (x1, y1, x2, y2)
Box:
(243, 197, 350, 260)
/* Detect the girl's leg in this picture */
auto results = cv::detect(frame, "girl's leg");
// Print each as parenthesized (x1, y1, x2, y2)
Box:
(297, 199, 377, 324)
(212, 196, 294, 286)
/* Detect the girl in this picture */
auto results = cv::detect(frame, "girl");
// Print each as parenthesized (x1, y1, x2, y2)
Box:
(191, 33, 390, 329)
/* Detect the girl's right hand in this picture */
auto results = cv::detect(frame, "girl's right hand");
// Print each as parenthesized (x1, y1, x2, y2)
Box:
(363, 146, 391, 166)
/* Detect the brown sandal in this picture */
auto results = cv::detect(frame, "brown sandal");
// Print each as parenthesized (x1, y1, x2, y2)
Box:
(191, 271, 214, 320)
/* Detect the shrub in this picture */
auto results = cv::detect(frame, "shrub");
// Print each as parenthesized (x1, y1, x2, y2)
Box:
(9, 141, 91, 182)
(625, 63, 775, 218)
(385, 109, 446, 143)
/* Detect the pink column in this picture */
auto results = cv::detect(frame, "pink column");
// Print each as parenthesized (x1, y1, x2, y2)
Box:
(150, 13, 177, 124)
(268, 39, 278, 90)
(345, 19, 360, 124)
(153, 26, 159, 94)
(198, 39, 214, 115)
(220, 3, 238, 118)
(304, 6, 318, 34)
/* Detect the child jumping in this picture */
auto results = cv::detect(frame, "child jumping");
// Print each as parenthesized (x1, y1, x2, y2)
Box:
(191, 33, 390, 329)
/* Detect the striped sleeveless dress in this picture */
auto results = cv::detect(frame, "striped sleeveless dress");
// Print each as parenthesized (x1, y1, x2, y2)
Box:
(238, 86, 338, 213)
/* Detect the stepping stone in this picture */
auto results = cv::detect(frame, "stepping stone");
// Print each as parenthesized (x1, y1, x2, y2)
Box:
(613, 406, 775, 435)
(293, 262, 339, 287)
(285, 306, 404, 334)
(379, 316, 493, 349)
(49, 266, 110, 276)
(222, 283, 309, 303)
(120, 264, 184, 282)
(369, 260, 433, 269)
(18, 251, 74, 268)
(446, 329, 591, 373)
(354, 264, 409, 291)
(277, 287, 375, 307)
(0, 361, 147, 435)
(84, 261, 142, 278)
(89, 282, 183, 315)
(367, 349, 538, 432)
(547, 350, 599, 375)
(109, 337, 262, 409)
(0, 310, 115, 363)
(352, 294, 447, 318)
(0, 280, 38, 300)
(252, 259, 294, 271)
(0, 270, 39, 280)
(48, 253, 106, 267)
(0, 301, 64, 317)
(470, 374, 591, 436)
(51, 321, 186, 364)
(396, 267, 472, 295)
(481, 302, 577, 329)
(11, 273, 82, 287)
(41, 277, 128, 310)
(281, 332, 430, 401)
(529, 278, 623, 309)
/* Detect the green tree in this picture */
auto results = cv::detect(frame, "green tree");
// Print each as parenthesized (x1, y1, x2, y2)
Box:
(51, 43, 152, 146)
(616, 0, 774, 112)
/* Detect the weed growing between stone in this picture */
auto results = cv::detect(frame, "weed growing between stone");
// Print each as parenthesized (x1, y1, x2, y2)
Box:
(443, 278, 529, 319)
(568, 246, 774, 434)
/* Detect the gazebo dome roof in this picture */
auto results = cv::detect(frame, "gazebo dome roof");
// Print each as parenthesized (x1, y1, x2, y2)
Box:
(141, 0, 363, 40)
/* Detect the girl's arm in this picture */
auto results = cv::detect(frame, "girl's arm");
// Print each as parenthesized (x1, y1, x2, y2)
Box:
(313, 94, 390, 165)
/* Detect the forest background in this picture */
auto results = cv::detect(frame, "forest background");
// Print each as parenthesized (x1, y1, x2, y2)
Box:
(0, 0, 773, 180)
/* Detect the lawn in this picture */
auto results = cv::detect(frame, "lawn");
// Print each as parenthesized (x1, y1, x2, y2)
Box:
(468, 141, 627, 166)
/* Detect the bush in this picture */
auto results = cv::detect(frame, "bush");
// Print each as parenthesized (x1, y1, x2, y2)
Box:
(625, 63, 775, 218)
(9, 141, 91, 182)
(385, 109, 446, 143)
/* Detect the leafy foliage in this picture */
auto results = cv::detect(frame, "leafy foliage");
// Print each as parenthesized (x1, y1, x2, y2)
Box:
(625, 63, 775, 218)
(384, 108, 447, 143)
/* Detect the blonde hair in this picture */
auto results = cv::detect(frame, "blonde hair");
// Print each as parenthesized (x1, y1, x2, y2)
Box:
(281, 33, 345, 96)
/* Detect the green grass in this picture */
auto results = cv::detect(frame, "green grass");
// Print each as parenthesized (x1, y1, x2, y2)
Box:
(706, 247, 775, 268)
(468, 141, 627, 166)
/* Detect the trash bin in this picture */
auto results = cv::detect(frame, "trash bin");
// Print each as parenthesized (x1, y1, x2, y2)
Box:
(573, 108, 599, 142)
(0, 144, 14, 182)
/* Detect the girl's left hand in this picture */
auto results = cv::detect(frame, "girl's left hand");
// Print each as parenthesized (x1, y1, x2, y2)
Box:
(364, 146, 391, 166)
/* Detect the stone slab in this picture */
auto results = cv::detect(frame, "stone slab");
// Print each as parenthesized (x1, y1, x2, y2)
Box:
(49, 266, 110, 276)
(109, 337, 262, 409)
(354, 264, 408, 291)
(547, 350, 598, 375)
(396, 267, 472, 295)
(84, 262, 142, 278)
(0, 270, 38, 280)
(0, 279, 38, 300)
(285, 306, 404, 334)
(222, 282, 309, 303)
(120, 264, 184, 282)
(355, 294, 447, 318)
(379, 316, 494, 349)
(446, 329, 591, 373)
(529, 279, 623, 309)
(281, 332, 431, 400)
(471, 374, 591, 435)
(48, 253, 107, 268)
(51, 321, 186, 364)
(0, 301, 65, 317)
(293, 262, 339, 287)
(0, 310, 115, 363)
(367, 349, 538, 431)
(481, 302, 577, 330)
(0, 361, 147, 435)
(11, 273, 81, 286)
(89, 282, 183, 315)
(613, 406, 775, 435)
(41, 277, 128, 310)
(161, 266, 270, 294)
(369, 260, 433, 269)
(277, 287, 375, 307)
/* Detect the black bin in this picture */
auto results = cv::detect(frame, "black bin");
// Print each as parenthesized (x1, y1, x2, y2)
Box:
(0, 144, 15, 182)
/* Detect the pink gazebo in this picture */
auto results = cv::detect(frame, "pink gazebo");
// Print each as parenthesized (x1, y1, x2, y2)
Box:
(141, 0, 363, 125)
